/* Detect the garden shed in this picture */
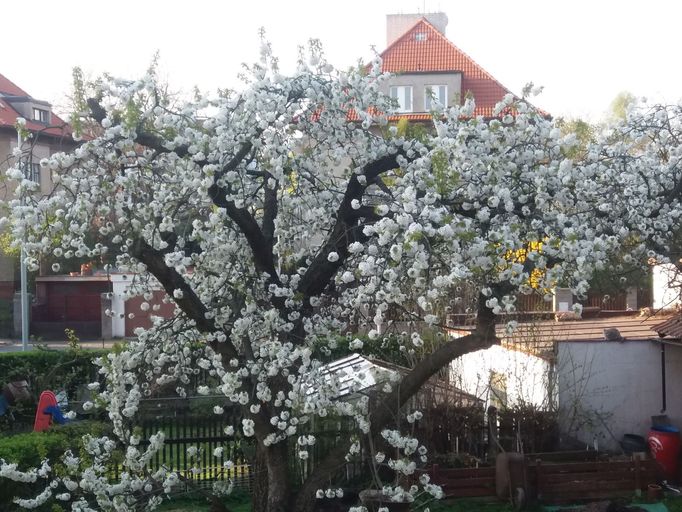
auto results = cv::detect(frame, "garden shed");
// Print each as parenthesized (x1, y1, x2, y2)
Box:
(553, 313, 682, 451)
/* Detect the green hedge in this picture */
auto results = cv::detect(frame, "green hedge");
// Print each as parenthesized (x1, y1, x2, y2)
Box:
(0, 421, 112, 511)
(0, 348, 107, 400)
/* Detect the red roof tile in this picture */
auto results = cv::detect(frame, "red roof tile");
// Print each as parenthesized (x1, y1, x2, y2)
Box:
(0, 72, 72, 139)
(0, 73, 29, 96)
(652, 315, 682, 338)
(379, 18, 514, 118)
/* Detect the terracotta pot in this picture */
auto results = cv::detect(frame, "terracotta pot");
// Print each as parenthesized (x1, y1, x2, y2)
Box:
(358, 490, 411, 512)
(647, 483, 663, 502)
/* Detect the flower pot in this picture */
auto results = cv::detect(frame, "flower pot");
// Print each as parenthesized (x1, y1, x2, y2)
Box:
(647, 483, 663, 502)
(358, 490, 411, 512)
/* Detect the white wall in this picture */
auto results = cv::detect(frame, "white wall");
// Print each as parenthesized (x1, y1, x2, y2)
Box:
(450, 345, 553, 409)
(110, 273, 134, 337)
(558, 340, 682, 451)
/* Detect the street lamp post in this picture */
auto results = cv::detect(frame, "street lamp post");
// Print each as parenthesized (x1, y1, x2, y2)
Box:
(17, 130, 29, 351)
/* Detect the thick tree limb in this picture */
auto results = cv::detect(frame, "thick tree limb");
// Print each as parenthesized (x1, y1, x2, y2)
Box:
(294, 308, 498, 510)
(130, 239, 239, 361)
(294, 298, 497, 510)
(297, 152, 404, 298)
(262, 179, 278, 246)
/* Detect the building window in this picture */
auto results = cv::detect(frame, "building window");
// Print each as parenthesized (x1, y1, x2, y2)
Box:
(33, 108, 49, 123)
(389, 85, 413, 113)
(28, 163, 41, 184)
(415, 32, 427, 41)
(425, 85, 448, 111)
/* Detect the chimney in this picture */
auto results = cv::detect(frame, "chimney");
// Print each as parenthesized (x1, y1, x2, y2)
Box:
(386, 12, 448, 46)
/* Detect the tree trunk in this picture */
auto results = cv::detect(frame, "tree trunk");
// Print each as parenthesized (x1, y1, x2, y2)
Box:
(252, 441, 291, 512)
(252, 444, 269, 512)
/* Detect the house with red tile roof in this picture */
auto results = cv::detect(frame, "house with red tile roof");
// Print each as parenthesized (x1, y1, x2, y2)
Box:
(379, 13, 516, 120)
(0, 73, 77, 322)
(0, 73, 76, 200)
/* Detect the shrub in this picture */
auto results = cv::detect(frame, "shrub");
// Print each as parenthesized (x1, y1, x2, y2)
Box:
(0, 348, 107, 401)
(0, 421, 111, 510)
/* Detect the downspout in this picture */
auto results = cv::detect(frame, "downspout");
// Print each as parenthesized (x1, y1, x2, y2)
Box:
(661, 341, 667, 414)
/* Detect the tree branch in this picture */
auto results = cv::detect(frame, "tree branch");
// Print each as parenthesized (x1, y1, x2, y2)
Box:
(87, 97, 280, 285)
(295, 299, 498, 508)
(297, 152, 404, 298)
(130, 239, 239, 361)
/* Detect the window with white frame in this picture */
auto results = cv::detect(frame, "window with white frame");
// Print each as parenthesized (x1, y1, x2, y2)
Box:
(389, 85, 413, 113)
(28, 163, 41, 183)
(425, 85, 447, 111)
(33, 107, 49, 123)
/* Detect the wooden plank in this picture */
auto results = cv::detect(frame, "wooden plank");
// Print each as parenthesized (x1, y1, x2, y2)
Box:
(527, 451, 601, 462)
(540, 479, 638, 494)
(444, 487, 497, 498)
(529, 460, 640, 473)
(430, 467, 496, 478)
(438, 477, 495, 489)
(542, 470, 636, 483)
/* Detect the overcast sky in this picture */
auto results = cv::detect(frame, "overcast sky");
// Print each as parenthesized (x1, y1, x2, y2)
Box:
(4, 0, 681, 121)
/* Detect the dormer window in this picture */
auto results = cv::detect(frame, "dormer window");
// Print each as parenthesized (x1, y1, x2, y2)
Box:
(33, 107, 49, 123)
(390, 86, 413, 113)
(415, 32, 427, 41)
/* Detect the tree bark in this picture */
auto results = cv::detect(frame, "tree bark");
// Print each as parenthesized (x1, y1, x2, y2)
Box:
(251, 439, 293, 512)
(252, 444, 269, 512)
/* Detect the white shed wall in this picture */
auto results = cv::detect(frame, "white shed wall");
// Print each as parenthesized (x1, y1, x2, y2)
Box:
(558, 340, 682, 451)
(451, 345, 553, 409)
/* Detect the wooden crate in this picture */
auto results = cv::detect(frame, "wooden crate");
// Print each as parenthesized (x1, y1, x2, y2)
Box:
(422, 454, 659, 504)
(423, 464, 496, 498)
(527, 457, 659, 503)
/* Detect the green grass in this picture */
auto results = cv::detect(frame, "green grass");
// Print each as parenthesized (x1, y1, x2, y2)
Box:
(155, 490, 251, 512)
(664, 496, 682, 512)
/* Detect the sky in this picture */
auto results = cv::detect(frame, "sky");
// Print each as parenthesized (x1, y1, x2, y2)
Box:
(3, 0, 682, 121)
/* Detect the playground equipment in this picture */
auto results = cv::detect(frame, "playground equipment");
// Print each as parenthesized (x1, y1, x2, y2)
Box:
(34, 390, 72, 432)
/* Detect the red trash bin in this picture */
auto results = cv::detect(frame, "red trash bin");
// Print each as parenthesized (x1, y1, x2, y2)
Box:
(648, 426, 681, 482)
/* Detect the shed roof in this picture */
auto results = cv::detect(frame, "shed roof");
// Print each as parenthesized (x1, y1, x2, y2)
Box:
(505, 313, 677, 344)
(449, 311, 681, 359)
(652, 315, 682, 339)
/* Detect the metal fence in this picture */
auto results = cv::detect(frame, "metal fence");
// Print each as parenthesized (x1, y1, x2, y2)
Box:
(113, 408, 253, 490)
